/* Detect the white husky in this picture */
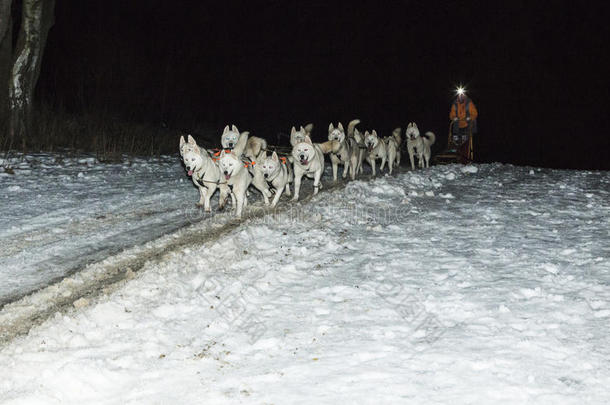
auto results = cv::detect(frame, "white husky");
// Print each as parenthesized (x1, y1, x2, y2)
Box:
(221, 124, 267, 158)
(180, 135, 229, 212)
(392, 127, 402, 167)
(260, 151, 293, 207)
(405, 122, 436, 169)
(220, 124, 271, 205)
(351, 126, 366, 175)
(384, 135, 399, 175)
(364, 130, 387, 176)
(327, 119, 360, 181)
(289, 123, 314, 147)
(291, 135, 339, 201)
(217, 132, 252, 219)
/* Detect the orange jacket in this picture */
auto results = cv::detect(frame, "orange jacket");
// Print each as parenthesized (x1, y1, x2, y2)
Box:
(450, 98, 478, 128)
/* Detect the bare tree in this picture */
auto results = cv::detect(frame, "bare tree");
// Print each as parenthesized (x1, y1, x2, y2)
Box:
(0, 0, 11, 144)
(8, 0, 55, 150)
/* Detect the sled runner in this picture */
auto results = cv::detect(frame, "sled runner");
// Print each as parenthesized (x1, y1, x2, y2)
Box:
(434, 120, 473, 164)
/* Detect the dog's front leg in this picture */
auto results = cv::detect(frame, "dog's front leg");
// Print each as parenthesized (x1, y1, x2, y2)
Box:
(313, 169, 322, 195)
(342, 159, 349, 179)
(196, 185, 208, 207)
(218, 185, 229, 211)
(252, 171, 271, 205)
(371, 157, 377, 177)
(271, 184, 283, 207)
(235, 193, 244, 218)
(292, 170, 303, 201)
(230, 190, 237, 212)
(284, 182, 291, 197)
(409, 149, 415, 170)
(380, 155, 386, 172)
(204, 184, 217, 212)
(331, 157, 338, 182)
(350, 156, 357, 180)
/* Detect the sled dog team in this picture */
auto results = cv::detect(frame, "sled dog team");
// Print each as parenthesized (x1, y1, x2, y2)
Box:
(179, 120, 435, 218)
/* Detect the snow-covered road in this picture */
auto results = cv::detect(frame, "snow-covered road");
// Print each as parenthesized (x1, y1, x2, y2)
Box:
(0, 154, 205, 306)
(1, 160, 609, 403)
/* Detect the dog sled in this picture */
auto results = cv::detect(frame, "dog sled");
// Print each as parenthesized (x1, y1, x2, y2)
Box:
(433, 120, 474, 164)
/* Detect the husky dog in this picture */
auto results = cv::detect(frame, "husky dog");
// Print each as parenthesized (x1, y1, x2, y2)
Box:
(327, 119, 360, 181)
(405, 122, 436, 170)
(180, 135, 229, 212)
(291, 135, 340, 201)
(391, 127, 402, 167)
(364, 130, 387, 176)
(221, 124, 271, 205)
(218, 132, 252, 219)
(351, 126, 366, 175)
(289, 123, 314, 147)
(384, 135, 399, 175)
(260, 151, 293, 207)
(221, 124, 267, 158)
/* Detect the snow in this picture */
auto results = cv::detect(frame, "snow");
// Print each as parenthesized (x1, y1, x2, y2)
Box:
(1, 156, 610, 403)
(0, 153, 203, 305)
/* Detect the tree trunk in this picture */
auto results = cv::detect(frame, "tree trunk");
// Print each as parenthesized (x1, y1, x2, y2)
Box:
(9, 0, 54, 151)
(0, 0, 11, 145)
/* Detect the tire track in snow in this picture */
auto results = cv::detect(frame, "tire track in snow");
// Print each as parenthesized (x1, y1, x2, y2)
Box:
(0, 173, 367, 346)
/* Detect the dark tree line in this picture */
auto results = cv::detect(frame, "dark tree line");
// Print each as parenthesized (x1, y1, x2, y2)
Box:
(0, 0, 54, 151)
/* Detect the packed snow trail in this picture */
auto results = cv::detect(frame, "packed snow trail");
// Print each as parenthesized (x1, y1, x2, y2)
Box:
(1, 163, 609, 403)
(0, 154, 201, 306)
(0, 153, 351, 344)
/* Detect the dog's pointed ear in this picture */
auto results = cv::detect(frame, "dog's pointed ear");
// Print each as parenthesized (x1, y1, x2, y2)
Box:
(328, 123, 334, 132)
(290, 129, 300, 147)
(365, 130, 369, 136)
(187, 134, 197, 145)
(338, 122, 344, 132)
(291, 126, 296, 135)
(299, 125, 306, 133)
(231, 124, 239, 133)
(304, 123, 313, 134)
(180, 135, 186, 148)
(304, 135, 313, 145)
(372, 130, 378, 137)
(223, 125, 229, 135)
(272, 151, 279, 161)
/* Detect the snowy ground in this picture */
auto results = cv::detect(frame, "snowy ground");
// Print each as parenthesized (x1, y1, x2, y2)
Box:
(1, 157, 610, 403)
(0, 153, 203, 305)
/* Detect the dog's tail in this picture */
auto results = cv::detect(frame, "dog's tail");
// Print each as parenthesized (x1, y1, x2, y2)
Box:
(318, 140, 341, 154)
(347, 119, 360, 138)
(304, 123, 314, 135)
(424, 131, 436, 145)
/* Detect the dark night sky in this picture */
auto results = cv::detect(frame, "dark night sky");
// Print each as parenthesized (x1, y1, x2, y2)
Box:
(37, 0, 609, 169)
